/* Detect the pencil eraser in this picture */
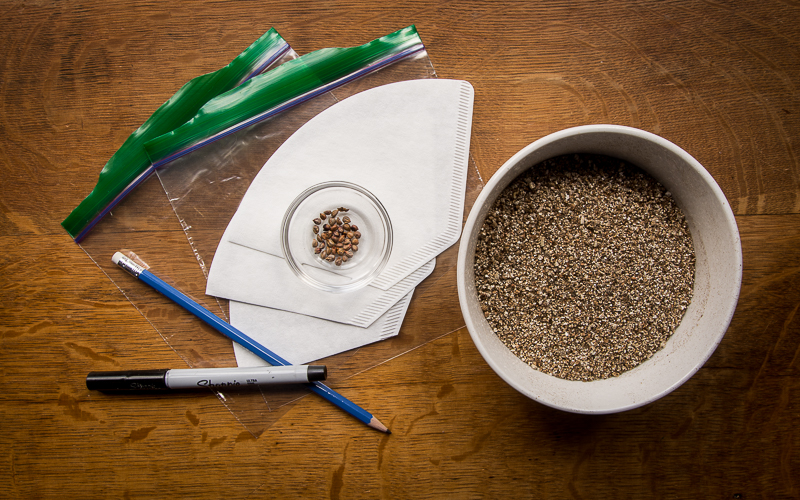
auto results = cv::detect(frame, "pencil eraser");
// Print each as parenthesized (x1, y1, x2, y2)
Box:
(111, 252, 124, 266)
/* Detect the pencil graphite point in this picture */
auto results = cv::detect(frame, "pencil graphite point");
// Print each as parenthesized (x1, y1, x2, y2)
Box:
(369, 416, 390, 434)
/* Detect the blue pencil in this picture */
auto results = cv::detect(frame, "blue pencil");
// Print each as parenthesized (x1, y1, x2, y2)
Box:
(112, 252, 390, 434)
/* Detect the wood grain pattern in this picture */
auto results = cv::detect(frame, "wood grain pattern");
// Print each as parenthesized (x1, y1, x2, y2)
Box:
(1, 1, 798, 498)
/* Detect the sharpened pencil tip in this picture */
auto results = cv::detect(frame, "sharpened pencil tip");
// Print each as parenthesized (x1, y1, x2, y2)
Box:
(368, 416, 390, 434)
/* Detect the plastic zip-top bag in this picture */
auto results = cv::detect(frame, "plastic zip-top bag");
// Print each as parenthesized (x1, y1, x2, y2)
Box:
(70, 26, 483, 436)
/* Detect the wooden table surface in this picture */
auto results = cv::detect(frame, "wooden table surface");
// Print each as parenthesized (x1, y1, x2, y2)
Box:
(2, 1, 798, 498)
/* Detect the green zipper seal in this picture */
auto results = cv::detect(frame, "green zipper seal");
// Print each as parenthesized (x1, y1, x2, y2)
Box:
(144, 26, 424, 167)
(62, 28, 291, 240)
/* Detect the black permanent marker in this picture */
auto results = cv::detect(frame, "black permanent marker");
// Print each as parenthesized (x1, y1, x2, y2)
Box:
(87, 365, 327, 392)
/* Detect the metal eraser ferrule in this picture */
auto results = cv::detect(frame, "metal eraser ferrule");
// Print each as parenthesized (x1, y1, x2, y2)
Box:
(112, 252, 145, 277)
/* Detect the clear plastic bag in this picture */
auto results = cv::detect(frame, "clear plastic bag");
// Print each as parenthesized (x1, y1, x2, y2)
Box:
(64, 28, 294, 241)
(74, 27, 483, 436)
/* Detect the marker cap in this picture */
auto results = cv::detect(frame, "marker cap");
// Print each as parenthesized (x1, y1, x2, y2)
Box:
(86, 369, 169, 392)
(307, 365, 328, 381)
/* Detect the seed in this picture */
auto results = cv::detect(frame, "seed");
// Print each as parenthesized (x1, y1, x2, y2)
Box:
(312, 206, 364, 263)
(335, 257, 343, 266)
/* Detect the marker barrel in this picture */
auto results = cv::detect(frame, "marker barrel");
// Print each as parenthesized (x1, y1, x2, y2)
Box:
(167, 365, 326, 389)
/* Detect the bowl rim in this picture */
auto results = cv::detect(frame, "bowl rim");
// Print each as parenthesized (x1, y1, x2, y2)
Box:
(457, 124, 742, 413)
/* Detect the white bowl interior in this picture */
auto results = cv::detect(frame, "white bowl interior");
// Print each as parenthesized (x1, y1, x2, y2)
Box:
(457, 125, 742, 413)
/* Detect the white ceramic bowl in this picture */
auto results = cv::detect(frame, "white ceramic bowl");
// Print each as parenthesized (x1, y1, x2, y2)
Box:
(457, 125, 742, 413)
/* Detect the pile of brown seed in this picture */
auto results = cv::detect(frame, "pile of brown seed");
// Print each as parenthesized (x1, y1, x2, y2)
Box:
(312, 207, 361, 266)
(474, 154, 695, 381)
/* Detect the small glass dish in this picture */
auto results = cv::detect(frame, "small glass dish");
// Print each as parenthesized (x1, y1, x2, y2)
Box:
(281, 181, 393, 293)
